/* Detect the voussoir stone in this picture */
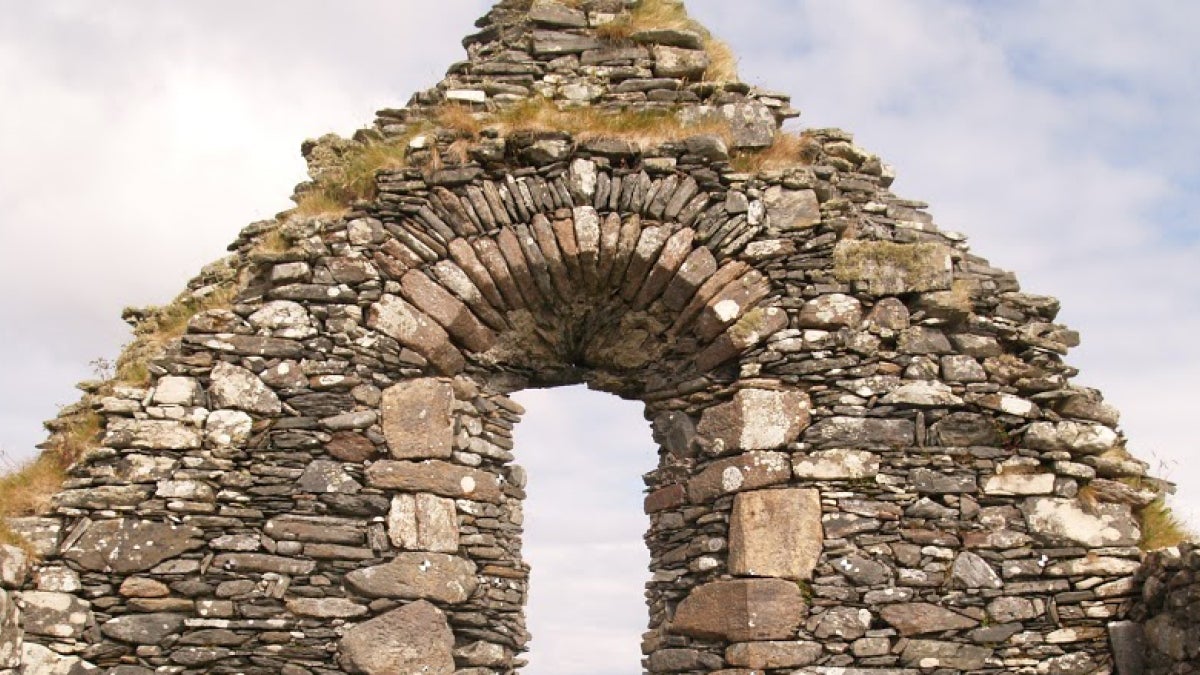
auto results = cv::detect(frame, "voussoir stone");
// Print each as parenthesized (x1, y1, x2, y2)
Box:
(382, 379, 455, 459)
(671, 578, 807, 642)
(697, 389, 811, 451)
(345, 552, 477, 604)
(366, 460, 502, 503)
(62, 519, 204, 574)
(729, 488, 823, 581)
(340, 600, 454, 675)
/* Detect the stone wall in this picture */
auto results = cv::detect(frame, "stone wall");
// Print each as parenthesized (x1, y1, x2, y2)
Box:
(1114, 545, 1200, 674)
(0, 1, 1180, 674)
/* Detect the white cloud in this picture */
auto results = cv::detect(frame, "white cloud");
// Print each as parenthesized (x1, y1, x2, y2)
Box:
(1, 2, 1198, 673)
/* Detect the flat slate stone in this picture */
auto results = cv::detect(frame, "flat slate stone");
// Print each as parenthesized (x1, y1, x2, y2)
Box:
(101, 613, 186, 645)
(879, 603, 978, 636)
(671, 578, 807, 642)
(62, 519, 204, 574)
(340, 600, 454, 675)
(382, 379, 455, 459)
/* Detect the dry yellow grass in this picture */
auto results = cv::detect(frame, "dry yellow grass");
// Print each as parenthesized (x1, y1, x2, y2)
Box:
(1138, 498, 1193, 551)
(116, 283, 239, 385)
(437, 105, 485, 139)
(597, 0, 739, 82)
(731, 132, 816, 173)
(293, 190, 350, 218)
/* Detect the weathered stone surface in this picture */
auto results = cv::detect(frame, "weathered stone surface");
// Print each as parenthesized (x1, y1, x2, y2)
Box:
(368, 294, 465, 374)
(103, 419, 201, 450)
(949, 551, 1003, 589)
(366, 460, 502, 503)
(62, 519, 204, 574)
(687, 452, 792, 503)
(653, 45, 709, 79)
(0, 545, 29, 590)
(345, 553, 477, 604)
(1024, 421, 1118, 455)
(152, 376, 204, 406)
(726, 641, 822, 669)
(881, 380, 963, 407)
(879, 603, 978, 636)
(833, 555, 893, 586)
(210, 554, 316, 576)
(900, 640, 992, 670)
(297, 459, 361, 494)
(721, 101, 777, 149)
(101, 613, 185, 645)
(18, 642, 96, 675)
(286, 597, 368, 619)
(798, 293, 862, 328)
(671, 578, 806, 642)
(204, 409, 253, 447)
(792, 449, 879, 480)
(0, 589, 18, 669)
(382, 379, 455, 459)
(208, 361, 281, 415)
(340, 600, 454, 675)
(805, 417, 914, 448)
(19, 591, 91, 639)
(729, 488, 823, 581)
(389, 493, 459, 552)
(982, 472, 1055, 495)
(834, 240, 954, 295)
(810, 607, 872, 641)
(1021, 497, 1140, 547)
(697, 389, 811, 451)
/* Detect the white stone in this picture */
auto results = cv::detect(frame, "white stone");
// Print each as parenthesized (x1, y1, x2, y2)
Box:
(1024, 421, 1118, 455)
(19, 642, 95, 675)
(1022, 497, 1140, 547)
(793, 450, 879, 480)
(983, 473, 1056, 495)
(152, 376, 204, 406)
(445, 89, 486, 103)
(33, 566, 81, 593)
(208, 361, 281, 415)
(205, 409, 254, 447)
(249, 300, 317, 339)
(881, 380, 964, 407)
(569, 159, 597, 199)
(0, 545, 29, 590)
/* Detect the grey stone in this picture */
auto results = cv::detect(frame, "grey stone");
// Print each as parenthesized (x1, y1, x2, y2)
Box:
(726, 640, 822, 669)
(798, 293, 862, 328)
(810, 607, 872, 640)
(653, 46, 709, 79)
(285, 597, 368, 619)
(880, 603, 978, 636)
(62, 519, 204, 574)
(833, 555, 892, 586)
(721, 101, 777, 149)
(345, 553, 477, 604)
(900, 640, 992, 670)
(297, 459, 362, 494)
(340, 600, 454, 675)
(103, 419, 201, 450)
(0, 590, 18, 669)
(19, 590, 92, 639)
(764, 186, 820, 232)
(949, 551, 1003, 589)
(101, 613, 186, 645)
(805, 417, 914, 448)
(0, 545, 29, 590)
(18, 643, 97, 675)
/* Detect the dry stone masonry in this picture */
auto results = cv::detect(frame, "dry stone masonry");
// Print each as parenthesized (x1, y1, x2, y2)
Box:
(0, 0, 1191, 673)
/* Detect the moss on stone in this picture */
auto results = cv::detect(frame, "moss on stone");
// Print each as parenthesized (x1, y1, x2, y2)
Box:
(833, 240, 953, 295)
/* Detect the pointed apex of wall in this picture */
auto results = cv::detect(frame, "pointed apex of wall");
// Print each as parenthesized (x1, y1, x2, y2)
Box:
(383, 0, 798, 150)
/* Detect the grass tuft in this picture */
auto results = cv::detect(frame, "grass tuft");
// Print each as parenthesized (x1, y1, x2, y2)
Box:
(293, 190, 350, 218)
(1138, 498, 1193, 551)
(731, 132, 816, 173)
(596, 0, 739, 83)
(116, 283, 239, 385)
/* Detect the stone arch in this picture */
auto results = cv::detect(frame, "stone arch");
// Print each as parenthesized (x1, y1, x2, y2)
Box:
(0, 1, 1167, 674)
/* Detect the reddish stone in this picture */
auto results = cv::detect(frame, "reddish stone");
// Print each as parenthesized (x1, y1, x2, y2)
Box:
(448, 238, 508, 311)
(633, 228, 694, 309)
(644, 484, 687, 514)
(381, 379, 455, 460)
(620, 226, 669, 302)
(367, 294, 465, 375)
(531, 214, 572, 301)
(399, 270, 496, 353)
(366, 460, 503, 503)
(327, 431, 377, 462)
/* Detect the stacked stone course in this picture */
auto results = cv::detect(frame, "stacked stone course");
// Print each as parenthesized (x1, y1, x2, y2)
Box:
(0, 0, 1189, 673)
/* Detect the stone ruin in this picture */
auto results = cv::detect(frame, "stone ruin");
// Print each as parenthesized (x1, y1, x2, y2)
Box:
(0, 1, 1193, 673)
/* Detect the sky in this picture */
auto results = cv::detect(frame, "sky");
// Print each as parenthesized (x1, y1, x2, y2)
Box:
(1, 2, 1198, 674)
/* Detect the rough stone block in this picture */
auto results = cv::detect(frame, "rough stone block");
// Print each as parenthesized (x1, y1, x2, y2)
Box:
(1021, 497, 1140, 547)
(792, 449, 879, 480)
(833, 240, 954, 296)
(341, 600, 454, 675)
(366, 460, 502, 503)
(729, 489, 823, 581)
(879, 603, 978, 636)
(670, 578, 807, 642)
(345, 553, 477, 604)
(62, 519, 204, 574)
(726, 641, 822, 669)
(900, 640, 992, 670)
(697, 389, 811, 451)
(687, 452, 791, 504)
(388, 493, 459, 552)
(764, 186, 820, 231)
(368, 294, 465, 375)
(19, 590, 92, 640)
(382, 379, 455, 460)
(208, 361, 281, 415)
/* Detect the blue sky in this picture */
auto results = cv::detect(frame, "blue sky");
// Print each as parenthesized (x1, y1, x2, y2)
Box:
(2, 2, 1199, 673)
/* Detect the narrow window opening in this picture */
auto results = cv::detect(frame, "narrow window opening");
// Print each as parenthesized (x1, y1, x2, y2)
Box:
(512, 385, 653, 675)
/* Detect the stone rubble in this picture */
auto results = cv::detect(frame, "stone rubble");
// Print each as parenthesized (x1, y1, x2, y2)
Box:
(0, 1, 1190, 674)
